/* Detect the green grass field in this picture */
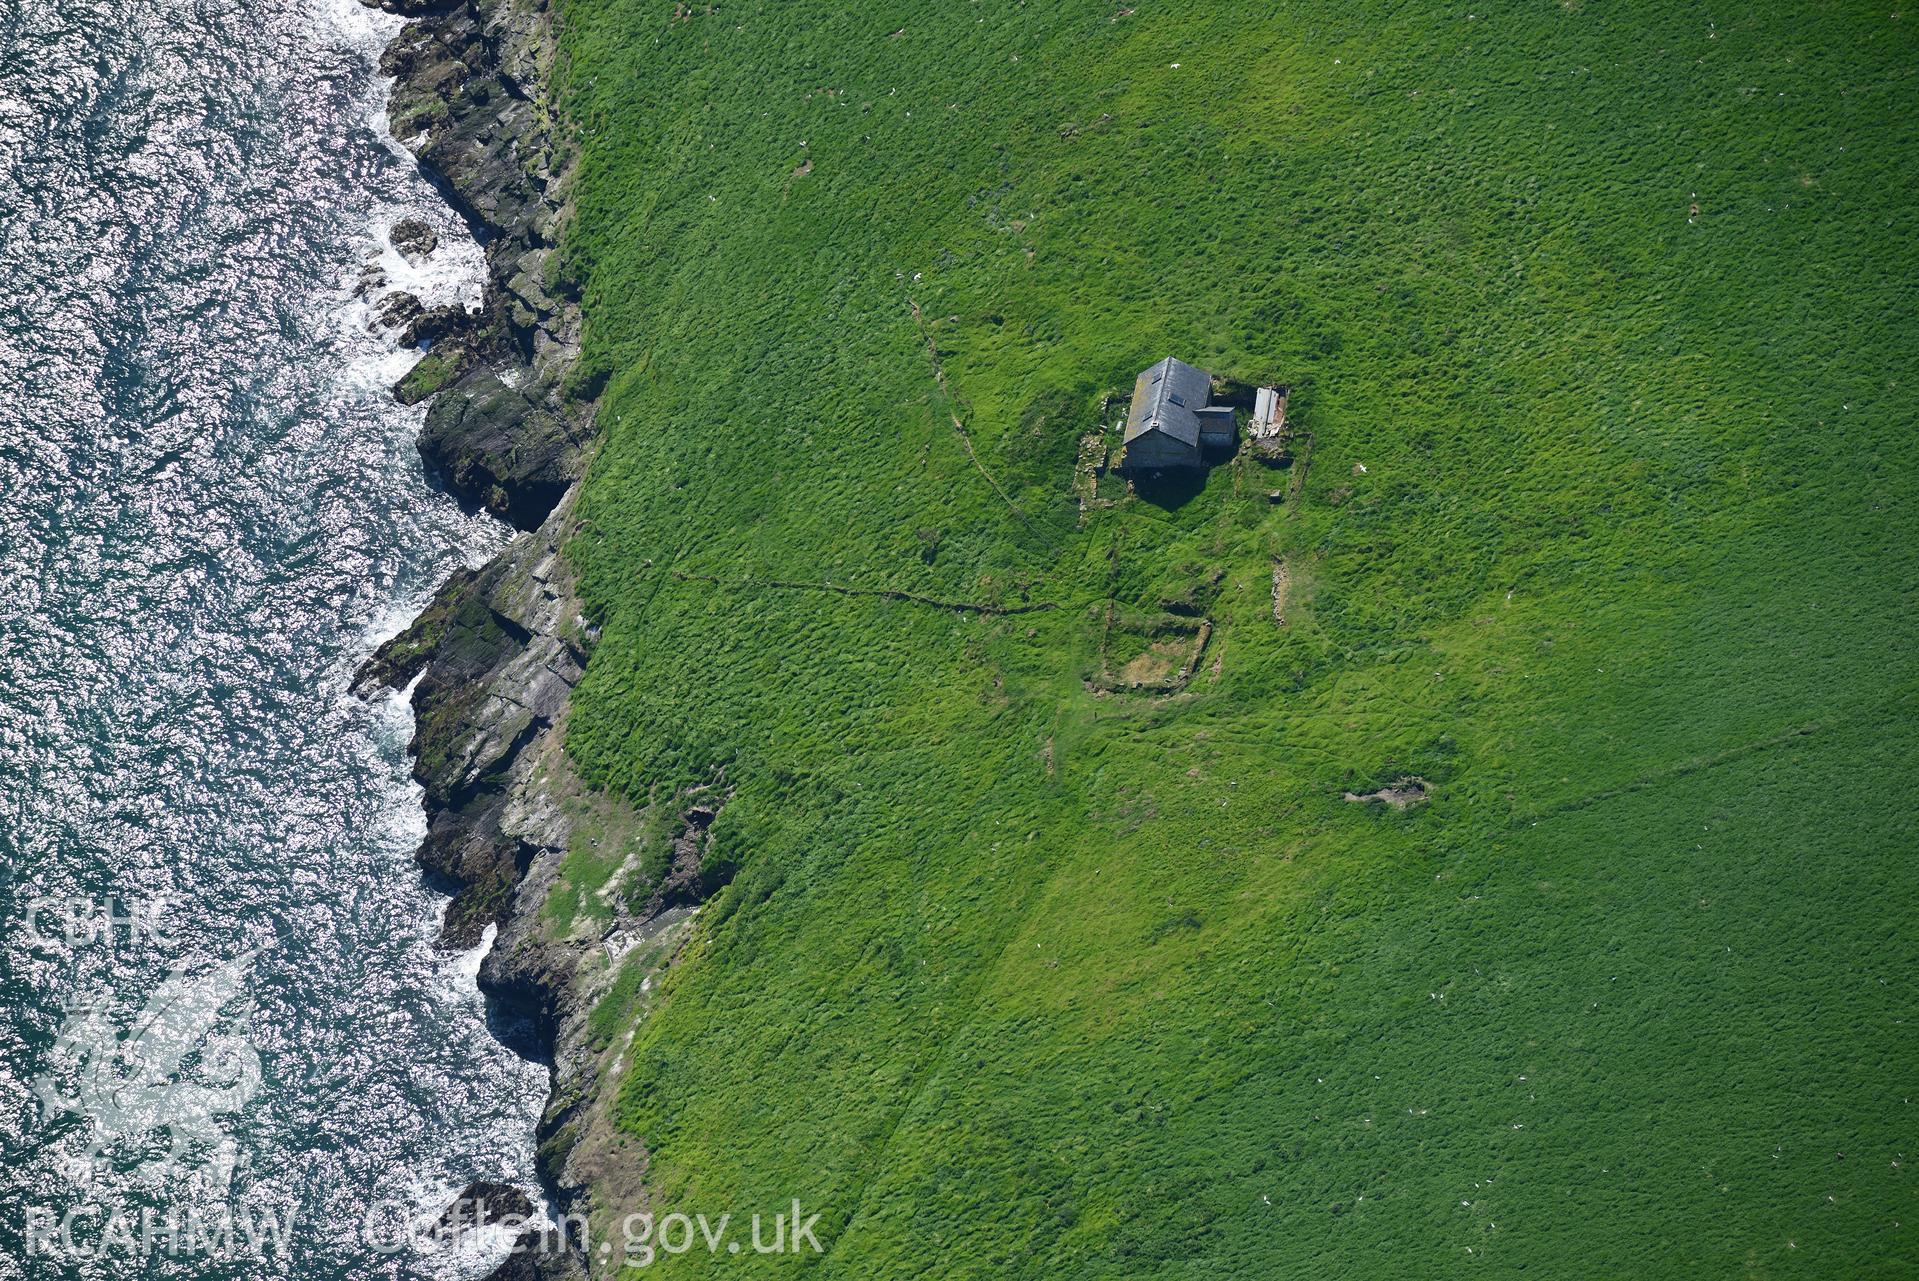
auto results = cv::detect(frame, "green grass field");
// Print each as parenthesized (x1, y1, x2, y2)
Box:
(537, 1, 1917, 1274)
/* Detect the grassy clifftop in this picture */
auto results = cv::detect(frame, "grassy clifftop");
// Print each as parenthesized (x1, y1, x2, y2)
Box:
(540, 2, 1916, 1275)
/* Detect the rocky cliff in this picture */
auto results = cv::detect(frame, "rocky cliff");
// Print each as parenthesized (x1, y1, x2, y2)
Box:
(353, 1, 650, 1276)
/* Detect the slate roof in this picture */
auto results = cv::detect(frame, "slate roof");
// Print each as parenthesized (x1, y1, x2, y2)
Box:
(1125, 357, 1212, 449)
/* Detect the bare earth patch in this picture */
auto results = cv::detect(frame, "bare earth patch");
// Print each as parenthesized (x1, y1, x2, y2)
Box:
(1118, 638, 1190, 686)
(1343, 776, 1429, 809)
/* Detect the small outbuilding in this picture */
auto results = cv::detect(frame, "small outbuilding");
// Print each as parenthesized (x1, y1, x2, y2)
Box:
(1118, 357, 1236, 474)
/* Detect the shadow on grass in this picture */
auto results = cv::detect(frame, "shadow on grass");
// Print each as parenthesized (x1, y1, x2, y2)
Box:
(1130, 469, 1209, 511)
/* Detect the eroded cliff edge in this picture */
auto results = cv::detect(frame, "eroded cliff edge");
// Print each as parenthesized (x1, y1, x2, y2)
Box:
(354, 3, 694, 1276)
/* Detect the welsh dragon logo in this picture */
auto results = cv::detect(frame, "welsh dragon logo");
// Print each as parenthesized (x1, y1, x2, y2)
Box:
(33, 951, 263, 1193)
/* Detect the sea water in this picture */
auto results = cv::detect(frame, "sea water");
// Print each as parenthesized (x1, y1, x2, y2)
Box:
(0, 0, 543, 1276)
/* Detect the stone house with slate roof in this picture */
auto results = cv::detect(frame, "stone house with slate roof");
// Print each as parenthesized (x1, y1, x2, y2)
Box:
(1118, 357, 1236, 474)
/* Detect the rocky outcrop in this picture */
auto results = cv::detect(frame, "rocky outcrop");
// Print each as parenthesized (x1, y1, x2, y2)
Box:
(390, 215, 440, 260)
(437, 1180, 539, 1237)
(418, 367, 581, 529)
(364, 502, 585, 950)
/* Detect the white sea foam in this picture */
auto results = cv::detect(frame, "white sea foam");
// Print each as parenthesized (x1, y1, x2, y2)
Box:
(314, 0, 403, 53)
(317, 0, 488, 400)
(359, 589, 435, 657)
(445, 922, 497, 997)
(375, 207, 488, 312)
(393, 1165, 544, 1281)
(328, 194, 487, 396)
